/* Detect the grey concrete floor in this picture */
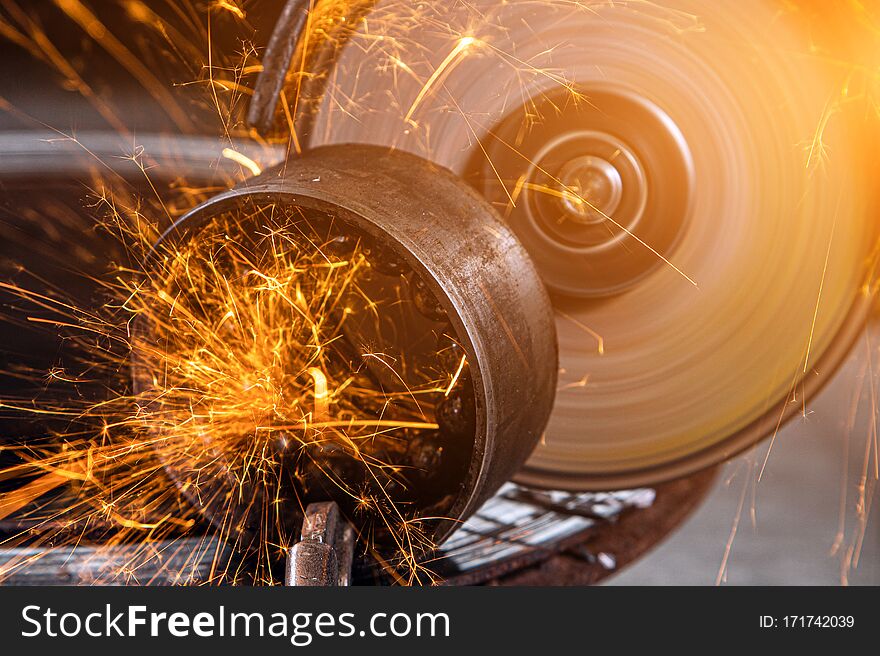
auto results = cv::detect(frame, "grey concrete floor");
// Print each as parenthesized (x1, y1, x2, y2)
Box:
(606, 328, 880, 586)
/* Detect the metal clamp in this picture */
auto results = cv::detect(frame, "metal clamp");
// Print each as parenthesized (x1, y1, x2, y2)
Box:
(285, 501, 356, 586)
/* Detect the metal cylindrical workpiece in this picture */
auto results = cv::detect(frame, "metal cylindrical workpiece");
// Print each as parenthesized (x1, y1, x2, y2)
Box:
(151, 144, 558, 544)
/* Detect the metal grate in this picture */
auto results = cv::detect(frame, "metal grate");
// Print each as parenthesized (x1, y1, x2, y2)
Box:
(428, 484, 655, 584)
(0, 483, 655, 585)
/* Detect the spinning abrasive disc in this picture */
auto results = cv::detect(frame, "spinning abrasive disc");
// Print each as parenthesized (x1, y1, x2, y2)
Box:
(301, 0, 880, 489)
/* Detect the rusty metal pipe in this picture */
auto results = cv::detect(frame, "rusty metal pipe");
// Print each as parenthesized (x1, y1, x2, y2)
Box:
(154, 144, 558, 545)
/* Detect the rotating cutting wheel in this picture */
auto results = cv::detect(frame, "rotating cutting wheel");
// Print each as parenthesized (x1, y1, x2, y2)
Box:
(300, 0, 880, 489)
